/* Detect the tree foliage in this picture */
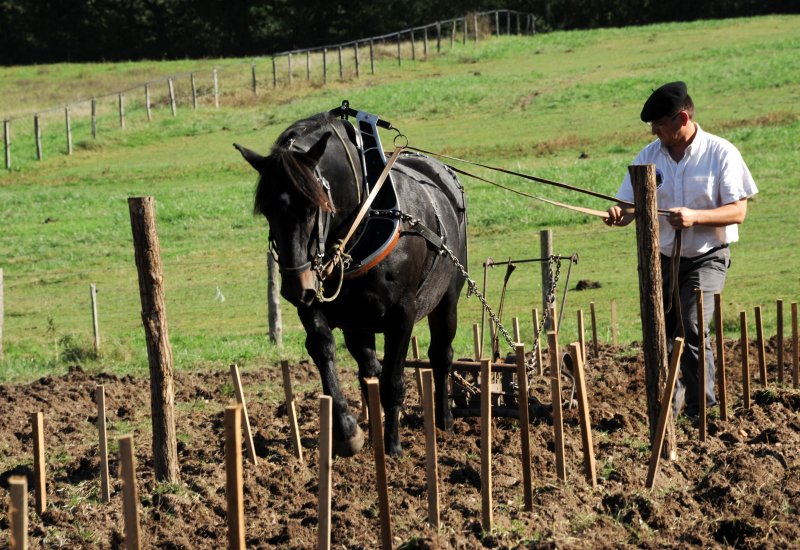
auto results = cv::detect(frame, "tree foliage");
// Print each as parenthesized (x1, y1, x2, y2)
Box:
(1, 0, 797, 65)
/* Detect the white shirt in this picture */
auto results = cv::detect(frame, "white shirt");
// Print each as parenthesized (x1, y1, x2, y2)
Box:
(617, 124, 758, 257)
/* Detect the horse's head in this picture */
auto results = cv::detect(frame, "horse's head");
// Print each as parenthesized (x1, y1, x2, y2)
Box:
(235, 115, 351, 307)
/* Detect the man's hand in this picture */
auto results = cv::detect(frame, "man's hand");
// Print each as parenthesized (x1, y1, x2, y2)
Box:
(604, 204, 634, 227)
(667, 207, 699, 229)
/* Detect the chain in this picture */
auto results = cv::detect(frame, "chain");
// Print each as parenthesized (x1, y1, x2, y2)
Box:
(527, 255, 562, 371)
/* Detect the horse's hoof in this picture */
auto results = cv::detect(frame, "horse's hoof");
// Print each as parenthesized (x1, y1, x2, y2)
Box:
(332, 425, 365, 458)
(387, 442, 403, 457)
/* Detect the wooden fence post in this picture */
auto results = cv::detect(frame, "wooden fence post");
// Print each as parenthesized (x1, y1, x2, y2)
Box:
(577, 309, 586, 363)
(369, 40, 375, 74)
(167, 79, 176, 116)
(3, 119, 10, 169)
(515, 344, 533, 511)
(31, 412, 46, 516)
(90, 283, 100, 353)
(9, 476, 28, 550)
(436, 22, 442, 53)
(119, 434, 141, 550)
(267, 253, 282, 345)
(740, 311, 751, 409)
(306, 51, 311, 81)
(473, 13, 479, 44)
(287, 55, 293, 86)
(645, 337, 684, 489)
(96, 385, 111, 503)
(714, 293, 728, 420)
(318, 396, 333, 550)
(590, 301, 599, 357)
(506, 10, 511, 35)
(128, 196, 179, 483)
(225, 405, 246, 550)
(532, 308, 543, 375)
(411, 30, 416, 61)
(396, 33, 402, 66)
(540, 229, 554, 330)
(423, 27, 429, 58)
(213, 69, 219, 108)
(337, 47, 343, 79)
(354, 42, 360, 77)
(34, 114, 42, 161)
(65, 106, 72, 155)
(230, 364, 258, 465)
(144, 84, 152, 121)
(548, 332, 566, 481)
(450, 19, 456, 48)
(0, 267, 4, 360)
(755, 305, 767, 386)
(495, 11, 500, 36)
(463, 16, 468, 44)
(480, 358, 493, 531)
(777, 299, 784, 383)
(569, 342, 597, 486)
(696, 289, 707, 442)
(280, 360, 304, 462)
(190, 73, 198, 109)
(118, 93, 125, 129)
(252, 62, 259, 94)
(421, 369, 440, 528)
(92, 98, 99, 136)
(629, 164, 672, 457)
(366, 378, 393, 550)
(323, 48, 328, 84)
(792, 302, 799, 389)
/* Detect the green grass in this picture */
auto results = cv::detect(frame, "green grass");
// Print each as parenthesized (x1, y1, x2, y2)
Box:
(1, 15, 799, 382)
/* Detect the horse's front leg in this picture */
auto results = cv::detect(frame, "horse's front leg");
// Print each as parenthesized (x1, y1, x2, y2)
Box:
(343, 330, 382, 420)
(298, 307, 365, 457)
(381, 309, 415, 456)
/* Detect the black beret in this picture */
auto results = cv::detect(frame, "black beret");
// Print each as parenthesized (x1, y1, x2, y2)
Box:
(640, 81, 688, 122)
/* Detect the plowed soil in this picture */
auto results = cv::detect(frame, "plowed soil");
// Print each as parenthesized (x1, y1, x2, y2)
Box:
(2, 338, 799, 549)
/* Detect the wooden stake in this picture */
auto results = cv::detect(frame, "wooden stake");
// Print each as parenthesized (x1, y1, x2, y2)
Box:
(91, 97, 98, 136)
(118, 434, 141, 550)
(777, 299, 784, 384)
(369, 40, 375, 74)
(589, 302, 600, 357)
(793, 302, 799, 389)
(755, 306, 767, 386)
(230, 364, 258, 465)
(480, 358, 493, 531)
(740, 311, 751, 409)
(90, 283, 100, 353)
(411, 336, 423, 405)
(128, 196, 179, 483)
(577, 309, 586, 363)
(9, 476, 28, 550)
(354, 42, 360, 77)
(165, 78, 175, 116)
(287, 55, 292, 86)
(540, 229, 553, 330)
(323, 48, 328, 84)
(190, 73, 198, 109)
(118, 93, 125, 129)
(714, 294, 728, 421)
(645, 337, 684, 489)
(337, 46, 343, 79)
(252, 63, 259, 93)
(696, 289, 707, 442)
(3, 119, 10, 170)
(515, 344, 533, 511)
(34, 114, 42, 161)
(144, 84, 151, 121)
(280, 360, 303, 463)
(31, 412, 46, 516)
(318, 396, 333, 550)
(366, 378, 393, 550)
(306, 51, 311, 80)
(267, 253, 282, 345)
(225, 405, 245, 550)
(532, 308, 543, 375)
(421, 369, 440, 528)
(473, 322, 481, 360)
(611, 299, 618, 346)
(213, 69, 219, 108)
(512, 316, 521, 343)
(96, 385, 111, 503)
(65, 106, 72, 155)
(547, 331, 566, 481)
(569, 342, 596, 486)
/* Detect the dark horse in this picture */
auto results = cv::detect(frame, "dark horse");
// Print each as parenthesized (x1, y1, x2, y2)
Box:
(235, 108, 467, 456)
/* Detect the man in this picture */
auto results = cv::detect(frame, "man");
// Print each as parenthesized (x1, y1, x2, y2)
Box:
(605, 81, 758, 417)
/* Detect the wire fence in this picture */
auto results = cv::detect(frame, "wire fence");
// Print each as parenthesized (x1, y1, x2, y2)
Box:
(2, 10, 535, 172)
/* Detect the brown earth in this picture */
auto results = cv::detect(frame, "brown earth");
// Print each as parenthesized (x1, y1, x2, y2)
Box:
(1, 337, 799, 549)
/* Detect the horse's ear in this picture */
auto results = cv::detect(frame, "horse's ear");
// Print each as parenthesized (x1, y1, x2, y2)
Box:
(233, 143, 267, 172)
(303, 131, 332, 166)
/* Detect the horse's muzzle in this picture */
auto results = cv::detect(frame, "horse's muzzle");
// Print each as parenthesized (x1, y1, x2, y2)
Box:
(281, 269, 319, 307)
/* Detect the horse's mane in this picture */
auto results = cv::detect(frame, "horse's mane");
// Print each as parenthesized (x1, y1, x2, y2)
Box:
(253, 112, 336, 217)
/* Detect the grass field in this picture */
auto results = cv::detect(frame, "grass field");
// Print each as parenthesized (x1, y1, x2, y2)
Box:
(1, 15, 799, 383)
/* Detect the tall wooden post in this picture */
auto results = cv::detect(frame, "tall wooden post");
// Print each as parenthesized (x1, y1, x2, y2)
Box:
(96, 385, 111, 503)
(287, 55, 292, 86)
(267, 253, 282, 345)
(323, 49, 328, 84)
(91, 98, 99, 136)
(777, 299, 784, 383)
(167, 79, 176, 116)
(144, 85, 152, 121)
(213, 69, 219, 108)
(90, 283, 100, 353)
(225, 405, 245, 550)
(369, 40, 375, 74)
(31, 412, 46, 516)
(4, 119, 11, 169)
(540, 229, 554, 330)
(354, 42, 360, 77)
(337, 46, 343, 79)
(128, 197, 179, 483)
(306, 50, 311, 80)
(118, 435, 141, 550)
(118, 93, 125, 129)
(34, 114, 42, 161)
(629, 164, 672, 457)
(65, 106, 72, 155)
(190, 73, 198, 109)
(396, 33, 402, 66)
